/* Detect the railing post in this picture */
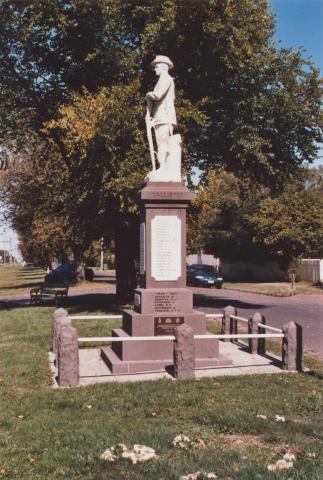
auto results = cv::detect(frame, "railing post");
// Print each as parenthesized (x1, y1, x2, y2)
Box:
(282, 321, 303, 372)
(57, 324, 79, 387)
(174, 324, 195, 379)
(222, 306, 237, 342)
(248, 312, 266, 354)
(52, 308, 70, 363)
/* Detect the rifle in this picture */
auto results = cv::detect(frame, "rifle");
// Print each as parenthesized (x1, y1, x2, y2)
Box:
(145, 109, 157, 171)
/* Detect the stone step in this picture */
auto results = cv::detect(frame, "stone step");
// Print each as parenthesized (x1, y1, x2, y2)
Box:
(101, 346, 232, 375)
(101, 347, 172, 374)
(109, 327, 220, 361)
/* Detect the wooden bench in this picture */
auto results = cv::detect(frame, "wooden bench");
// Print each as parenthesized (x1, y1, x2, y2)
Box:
(30, 284, 69, 305)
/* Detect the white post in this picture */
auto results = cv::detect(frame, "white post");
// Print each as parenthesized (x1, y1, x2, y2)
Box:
(100, 249, 104, 270)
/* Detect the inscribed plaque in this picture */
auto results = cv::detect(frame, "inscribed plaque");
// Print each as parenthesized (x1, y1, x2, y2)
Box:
(151, 215, 181, 281)
(140, 222, 145, 274)
(154, 316, 184, 335)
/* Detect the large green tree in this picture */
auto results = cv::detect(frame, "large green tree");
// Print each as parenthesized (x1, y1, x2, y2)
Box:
(250, 183, 323, 265)
(0, 0, 322, 297)
(188, 170, 272, 262)
(188, 168, 323, 267)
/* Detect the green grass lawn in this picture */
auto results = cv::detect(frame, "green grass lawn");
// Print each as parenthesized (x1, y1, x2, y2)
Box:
(0, 266, 110, 297)
(0, 302, 322, 479)
(0, 266, 47, 296)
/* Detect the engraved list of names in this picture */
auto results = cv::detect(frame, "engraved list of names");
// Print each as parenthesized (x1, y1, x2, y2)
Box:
(151, 215, 181, 281)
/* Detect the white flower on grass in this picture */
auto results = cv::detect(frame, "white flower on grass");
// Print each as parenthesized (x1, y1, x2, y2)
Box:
(283, 452, 296, 462)
(308, 452, 316, 458)
(267, 451, 296, 472)
(256, 414, 267, 420)
(179, 473, 200, 480)
(128, 444, 157, 464)
(179, 473, 217, 480)
(101, 443, 157, 465)
(179, 473, 198, 480)
(100, 448, 117, 462)
(173, 434, 191, 448)
(121, 450, 138, 464)
(173, 435, 206, 449)
(274, 414, 286, 422)
(267, 459, 293, 471)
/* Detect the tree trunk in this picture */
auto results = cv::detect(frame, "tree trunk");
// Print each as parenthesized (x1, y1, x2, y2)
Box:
(115, 216, 138, 303)
(73, 248, 85, 281)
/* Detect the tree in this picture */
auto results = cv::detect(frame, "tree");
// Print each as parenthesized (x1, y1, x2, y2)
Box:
(0, 0, 322, 298)
(188, 170, 272, 262)
(188, 169, 323, 268)
(250, 185, 323, 266)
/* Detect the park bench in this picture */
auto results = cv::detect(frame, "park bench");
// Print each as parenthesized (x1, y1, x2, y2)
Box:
(30, 284, 69, 305)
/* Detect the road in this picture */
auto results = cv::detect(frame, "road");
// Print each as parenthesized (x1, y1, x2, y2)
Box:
(193, 287, 323, 355)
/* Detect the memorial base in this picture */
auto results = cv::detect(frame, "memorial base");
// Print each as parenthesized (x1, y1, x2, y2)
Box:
(101, 345, 231, 375)
(100, 182, 232, 375)
(100, 299, 232, 375)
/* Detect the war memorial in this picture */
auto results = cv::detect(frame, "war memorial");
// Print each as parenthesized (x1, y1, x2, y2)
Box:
(99, 56, 231, 373)
(54, 56, 303, 384)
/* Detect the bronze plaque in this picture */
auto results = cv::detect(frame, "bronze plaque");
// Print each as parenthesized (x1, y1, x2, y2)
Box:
(154, 316, 184, 336)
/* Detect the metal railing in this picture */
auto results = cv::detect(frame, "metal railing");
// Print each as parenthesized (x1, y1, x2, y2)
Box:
(230, 314, 282, 333)
(78, 332, 284, 343)
(53, 306, 303, 387)
(68, 314, 122, 320)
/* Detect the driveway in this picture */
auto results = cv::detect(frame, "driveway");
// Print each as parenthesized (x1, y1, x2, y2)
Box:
(193, 287, 323, 355)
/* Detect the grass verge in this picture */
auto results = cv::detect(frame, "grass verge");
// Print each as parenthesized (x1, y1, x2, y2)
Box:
(0, 303, 322, 479)
(223, 281, 323, 296)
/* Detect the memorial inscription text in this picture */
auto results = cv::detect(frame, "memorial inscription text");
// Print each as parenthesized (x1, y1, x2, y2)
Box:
(151, 215, 181, 281)
(154, 291, 179, 312)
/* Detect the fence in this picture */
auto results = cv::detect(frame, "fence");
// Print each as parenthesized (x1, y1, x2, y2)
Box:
(186, 253, 219, 268)
(298, 259, 323, 284)
(52, 306, 303, 387)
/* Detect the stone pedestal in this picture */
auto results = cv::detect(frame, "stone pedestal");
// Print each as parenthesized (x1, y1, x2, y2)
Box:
(101, 182, 231, 374)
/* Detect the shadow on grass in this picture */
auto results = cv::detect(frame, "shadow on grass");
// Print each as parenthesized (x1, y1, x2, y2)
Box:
(15, 274, 45, 280)
(193, 292, 265, 310)
(0, 281, 43, 290)
(0, 292, 125, 314)
(305, 370, 323, 380)
(65, 293, 123, 313)
(93, 274, 116, 284)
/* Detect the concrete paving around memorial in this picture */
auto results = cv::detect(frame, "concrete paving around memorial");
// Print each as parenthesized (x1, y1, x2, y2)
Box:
(49, 342, 292, 388)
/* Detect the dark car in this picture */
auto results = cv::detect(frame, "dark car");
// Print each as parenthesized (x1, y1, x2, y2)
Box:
(45, 264, 94, 284)
(187, 264, 223, 288)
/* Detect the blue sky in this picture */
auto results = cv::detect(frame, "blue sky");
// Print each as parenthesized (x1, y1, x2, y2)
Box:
(270, 0, 323, 73)
(269, 0, 323, 166)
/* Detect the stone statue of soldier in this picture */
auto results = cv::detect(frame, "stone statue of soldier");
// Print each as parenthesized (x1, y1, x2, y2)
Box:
(145, 55, 182, 182)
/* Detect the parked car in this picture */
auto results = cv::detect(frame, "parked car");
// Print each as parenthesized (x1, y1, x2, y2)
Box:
(45, 264, 94, 284)
(187, 264, 223, 288)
